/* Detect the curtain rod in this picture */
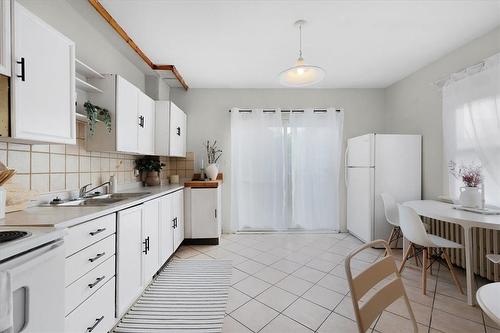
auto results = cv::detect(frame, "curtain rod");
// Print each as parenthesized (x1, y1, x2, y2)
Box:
(229, 109, 341, 113)
(433, 52, 500, 88)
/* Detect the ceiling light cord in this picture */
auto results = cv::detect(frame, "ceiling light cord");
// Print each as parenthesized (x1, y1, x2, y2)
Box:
(298, 23, 303, 59)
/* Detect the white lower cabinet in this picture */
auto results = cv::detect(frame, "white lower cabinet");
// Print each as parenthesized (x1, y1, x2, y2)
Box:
(158, 194, 175, 264)
(116, 190, 184, 318)
(184, 186, 222, 242)
(64, 214, 117, 333)
(173, 189, 185, 249)
(142, 198, 160, 285)
(65, 277, 115, 333)
(116, 205, 143, 318)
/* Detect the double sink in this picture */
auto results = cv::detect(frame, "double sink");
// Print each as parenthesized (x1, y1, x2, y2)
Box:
(52, 192, 150, 207)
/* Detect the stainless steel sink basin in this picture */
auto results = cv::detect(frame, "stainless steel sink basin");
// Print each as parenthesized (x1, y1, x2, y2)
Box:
(91, 192, 150, 199)
(55, 198, 126, 206)
(50, 192, 151, 207)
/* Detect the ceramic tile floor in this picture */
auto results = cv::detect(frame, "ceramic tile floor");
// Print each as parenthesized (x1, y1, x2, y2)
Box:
(173, 233, 499, 333)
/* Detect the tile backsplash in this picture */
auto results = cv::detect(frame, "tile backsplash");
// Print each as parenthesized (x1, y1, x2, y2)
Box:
(0, 122, 196, 196)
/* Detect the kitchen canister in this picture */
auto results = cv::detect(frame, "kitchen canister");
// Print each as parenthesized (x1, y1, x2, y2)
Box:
(170, 175, 180, 184)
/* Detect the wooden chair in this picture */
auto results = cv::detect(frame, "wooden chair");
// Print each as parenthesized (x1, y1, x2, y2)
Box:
(345, 240, 418, 333)
(398, 205, 464, 295)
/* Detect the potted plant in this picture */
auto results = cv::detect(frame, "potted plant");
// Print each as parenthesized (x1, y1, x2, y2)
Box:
(84, 101, 112, 135)
(135, 156, 166, 186)
(204, 140, 222, 181)
(449, 161, 482, 208)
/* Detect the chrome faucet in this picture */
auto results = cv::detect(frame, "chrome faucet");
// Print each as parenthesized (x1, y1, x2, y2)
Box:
(79, 181, 111, 198)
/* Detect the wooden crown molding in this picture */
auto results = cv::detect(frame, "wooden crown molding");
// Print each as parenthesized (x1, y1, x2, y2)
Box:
(88, 0, 188, 90)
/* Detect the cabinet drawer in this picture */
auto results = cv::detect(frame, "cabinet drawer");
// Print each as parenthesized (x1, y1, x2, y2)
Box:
(65, 255, 115, 315)
(66, 234, 115, 286)
(65, 277, 115, 333)
(65, 214, 116, 257)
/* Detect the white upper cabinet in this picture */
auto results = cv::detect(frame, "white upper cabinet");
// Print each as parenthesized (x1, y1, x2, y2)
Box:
(137, 92, 155, 155)
(115, 75, 139, 153)
(169, 102, 187, 157)
(155, 100, 187, 158)
(11, 1, 75, 144)
(0, 0, 10, 76)
(87, 74, 157, 155)
(154, 101, 170, 156)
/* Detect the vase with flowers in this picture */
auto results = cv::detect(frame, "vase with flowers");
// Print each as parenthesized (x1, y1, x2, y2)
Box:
(449, 161, 483, 208)
(135, 156, 166, 186)
(204, 140, 222, 181)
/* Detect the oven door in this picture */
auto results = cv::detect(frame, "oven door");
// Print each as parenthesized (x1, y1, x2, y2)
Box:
(1, 240, 65, 333)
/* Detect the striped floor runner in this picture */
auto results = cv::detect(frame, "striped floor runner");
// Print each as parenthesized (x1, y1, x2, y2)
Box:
(113, 259, 232, 333)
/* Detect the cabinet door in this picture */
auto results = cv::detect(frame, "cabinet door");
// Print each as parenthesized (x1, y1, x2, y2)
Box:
(116, 75, 139, 153)
(173, 190, 185, 250)
(142, 198, 160, 285)
(158, 194, 174, 265)
(169, 102, 186, 157)
(154, 101, 170, 156)
(0, 0, 10, 76)
(138, 92, 155, 155)
(11, 2, 75, 144)
(116, 206, 143, 318)
(191, 188, 219, 239)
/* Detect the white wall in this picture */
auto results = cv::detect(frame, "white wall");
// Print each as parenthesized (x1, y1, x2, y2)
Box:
(385, 26, 500, 200)
(171, 88, 386, 232)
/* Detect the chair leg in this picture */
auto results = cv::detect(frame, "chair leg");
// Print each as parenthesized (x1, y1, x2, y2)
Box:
(399, 242, 413, 274)
(422, 248, 428, 295)
(384, 227, 396, 257)
(442, 250, 464, 295)
(412, 245, 418, 267)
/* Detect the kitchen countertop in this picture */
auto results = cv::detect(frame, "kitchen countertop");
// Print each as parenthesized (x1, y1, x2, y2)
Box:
(0, 184, 184, 229)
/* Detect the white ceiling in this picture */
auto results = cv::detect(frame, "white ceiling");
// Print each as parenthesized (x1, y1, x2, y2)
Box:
(100, 0, 500, 89)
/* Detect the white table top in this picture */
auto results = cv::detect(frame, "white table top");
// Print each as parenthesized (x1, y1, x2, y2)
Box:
(477, 282, 500, 326)
(404, 200, 500, 230)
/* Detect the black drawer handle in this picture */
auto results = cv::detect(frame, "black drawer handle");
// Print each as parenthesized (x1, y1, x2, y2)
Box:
(138, 115, 145, 128)
(88, 252, 105, 263)
(88, 275, 106, 289)
(89, 228, 106, 236)
(17, 57, 25, 82)
(87, 315, 104, 332)
(143, 236, 149, 254)
(176, 127, 181, 136)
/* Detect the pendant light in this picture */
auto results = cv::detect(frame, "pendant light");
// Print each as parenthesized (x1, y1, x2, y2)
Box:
(279, 20, 325, 87)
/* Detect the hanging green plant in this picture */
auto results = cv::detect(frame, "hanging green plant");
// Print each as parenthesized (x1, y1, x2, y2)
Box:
(84, 101, 112, 135)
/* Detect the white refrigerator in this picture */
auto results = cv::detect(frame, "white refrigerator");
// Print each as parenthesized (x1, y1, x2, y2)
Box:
(346, 134, 422, 243)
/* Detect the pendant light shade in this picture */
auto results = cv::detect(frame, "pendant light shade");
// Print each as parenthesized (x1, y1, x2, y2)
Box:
(279, 20, 325, 87)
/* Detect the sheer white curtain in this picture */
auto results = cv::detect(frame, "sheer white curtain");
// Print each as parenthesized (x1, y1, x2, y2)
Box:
(442, 53, 500, 207)
(231, 109, 286, 230)
(289, 108, 344, 230)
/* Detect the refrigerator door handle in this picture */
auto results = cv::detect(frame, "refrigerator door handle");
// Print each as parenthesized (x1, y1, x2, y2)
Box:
(344, 146, 350, 187)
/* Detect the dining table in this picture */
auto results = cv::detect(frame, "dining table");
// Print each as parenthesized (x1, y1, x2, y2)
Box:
(403, 200, 500, 305)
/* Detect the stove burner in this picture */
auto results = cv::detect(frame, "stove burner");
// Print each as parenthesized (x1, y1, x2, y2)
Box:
(0, 231, 31, 243)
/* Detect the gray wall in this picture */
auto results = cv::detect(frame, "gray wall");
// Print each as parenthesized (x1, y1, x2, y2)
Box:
(171, 88, 386, 232)
(384, 26, 500, 200)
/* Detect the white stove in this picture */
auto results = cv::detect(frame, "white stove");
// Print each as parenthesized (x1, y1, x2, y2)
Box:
(0, 226, 64, 262)
(0, 226, 65, 332)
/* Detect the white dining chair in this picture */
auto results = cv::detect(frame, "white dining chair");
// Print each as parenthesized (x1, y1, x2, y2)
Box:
(398, 205, 464, 295)
(380, 193, 402, 256)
